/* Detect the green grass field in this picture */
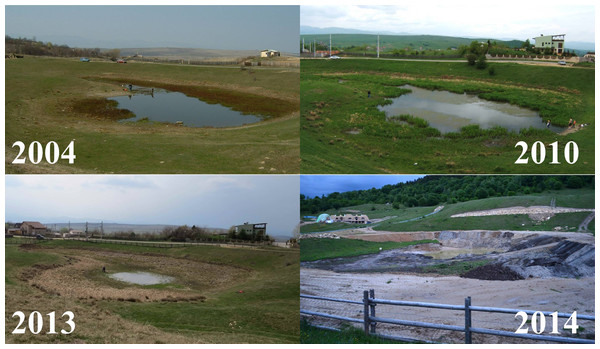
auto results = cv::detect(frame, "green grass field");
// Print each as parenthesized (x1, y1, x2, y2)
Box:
(5, 240, 299, 343)
(300, 237, 438, 262)
(5, 57, 299, 174)
(300, 320, 407, 344)
(300, 58, 594, 174)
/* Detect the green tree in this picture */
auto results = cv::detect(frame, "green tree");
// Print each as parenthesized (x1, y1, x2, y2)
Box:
(476, 55, 487, 69)
(467, 54, 477, 66)
(566, 176, 584, 189)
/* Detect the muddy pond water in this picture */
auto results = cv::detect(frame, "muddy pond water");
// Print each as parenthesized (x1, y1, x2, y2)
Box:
(378, 85, 563, 133)
(109, 85, 262, 127)
(109, 271, 174, 285)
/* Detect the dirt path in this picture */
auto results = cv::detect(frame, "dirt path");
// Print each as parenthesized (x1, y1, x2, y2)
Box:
(578, 212, 595, 232)
(301, 268, 595, 343)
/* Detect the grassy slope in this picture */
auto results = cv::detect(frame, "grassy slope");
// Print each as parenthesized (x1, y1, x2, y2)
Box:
(5, 240, 299, 343)
(5, 57, 299, 174)
(300, 237, 438, 262)
(300, 320, 406, 344)
(373, 188, 595, 232)
(300, 59, 594, 174)
(300, 34, 520, 51)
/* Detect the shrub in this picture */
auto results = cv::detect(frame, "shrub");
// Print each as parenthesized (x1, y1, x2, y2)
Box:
(488, 66, 496, 76)
(466, 54, 477, 66)
(476, 55, 487, 69)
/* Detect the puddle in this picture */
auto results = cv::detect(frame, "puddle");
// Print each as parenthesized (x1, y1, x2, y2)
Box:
(109, 271, 174, 285)
(378, 85, 564, 133)
(109, 85, 263, 127)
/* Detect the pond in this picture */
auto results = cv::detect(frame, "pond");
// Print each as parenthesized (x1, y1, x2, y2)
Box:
(109, 271, 174, 285)
(378, 85, 563, 133)
(109, 85, 263, 127)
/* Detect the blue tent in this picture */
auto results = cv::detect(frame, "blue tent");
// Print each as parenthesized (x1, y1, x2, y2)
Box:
(316, 214, 331, 223)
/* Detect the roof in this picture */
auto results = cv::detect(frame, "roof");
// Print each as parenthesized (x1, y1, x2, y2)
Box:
(22, 221, 46, 229)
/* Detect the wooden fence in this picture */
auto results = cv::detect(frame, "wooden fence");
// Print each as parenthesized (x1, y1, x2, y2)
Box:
(301, 289, 595, 344)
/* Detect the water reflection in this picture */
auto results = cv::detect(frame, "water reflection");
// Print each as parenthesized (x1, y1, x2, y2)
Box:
(378, 85, 563, 133)
(109, 85, 262, 127)
(109, 271, 174, 285)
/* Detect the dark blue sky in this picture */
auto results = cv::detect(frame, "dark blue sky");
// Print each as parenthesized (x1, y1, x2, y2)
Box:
(5, 5, 299, 52)
(301, 175, 424, 198)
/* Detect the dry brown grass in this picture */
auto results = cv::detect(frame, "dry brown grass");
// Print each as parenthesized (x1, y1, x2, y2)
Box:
(23, 249, 249, 303)
(5, 283, 212, 344)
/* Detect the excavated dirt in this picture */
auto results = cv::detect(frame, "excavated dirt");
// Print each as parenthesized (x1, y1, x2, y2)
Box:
(301, 228, 595, 343)
(300, 268, 595, 344)
(460, 263, 524, 281)
(450, 205, 594, 222)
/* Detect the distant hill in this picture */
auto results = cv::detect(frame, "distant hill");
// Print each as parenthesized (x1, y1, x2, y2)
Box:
(300, 33, 523, 51)
(301, 25, 405, 35)
(119, 47, 261, 59)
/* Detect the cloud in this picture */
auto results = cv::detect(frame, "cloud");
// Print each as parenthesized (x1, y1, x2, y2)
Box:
(5, 175, 299, 236)
(302, 3, 595, 42)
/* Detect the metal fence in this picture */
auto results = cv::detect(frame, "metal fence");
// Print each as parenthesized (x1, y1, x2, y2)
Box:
(301, 289, 595, 344)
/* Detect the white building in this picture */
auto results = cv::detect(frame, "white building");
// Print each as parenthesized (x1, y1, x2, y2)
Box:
(533, 34, 565, 55)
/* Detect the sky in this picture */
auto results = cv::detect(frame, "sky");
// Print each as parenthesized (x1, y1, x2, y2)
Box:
(301, 175, 424, 198)
(301, 2, 595, 43)
(4, 5, 299, 52)
(5, 175, 299, 237)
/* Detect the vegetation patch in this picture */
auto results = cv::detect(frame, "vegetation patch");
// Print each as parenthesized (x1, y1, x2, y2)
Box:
(5, 240, 299, 343)
(5, 57, 299, 174)
(300, 237, 439, 262)
(92, 77, 299, 118)
(301, 59, 594, 174)
(300, 320, 406, 344)
(420, 260, 491, 276)
(72, 98, 135, 120)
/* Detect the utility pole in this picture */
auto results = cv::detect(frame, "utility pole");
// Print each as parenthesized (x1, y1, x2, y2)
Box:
(101, 221, 103, 240)
(329, 34, 332, 57)
(314, 39, 316, 57)
(377, 34, 380, 58)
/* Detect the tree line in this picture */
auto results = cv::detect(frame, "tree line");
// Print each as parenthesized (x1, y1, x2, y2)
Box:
(300, 176, 593, 214)
(86, 225, 273, 243)
(5, 35, 121, 59)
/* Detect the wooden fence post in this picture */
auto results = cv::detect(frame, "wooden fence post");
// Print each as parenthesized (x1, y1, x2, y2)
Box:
(369, 289, 377, 334)
(363, 290, 370, 336)
(465, 296, 472, 344)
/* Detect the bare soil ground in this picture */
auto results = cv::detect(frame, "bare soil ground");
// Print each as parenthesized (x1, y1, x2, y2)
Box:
(301, 226, 595, 343)
(301, 268, 595, 344)
(450, 205, 594, 221)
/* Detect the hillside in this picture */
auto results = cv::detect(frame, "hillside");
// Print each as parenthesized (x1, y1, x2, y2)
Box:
(301, 176, 594, 214)
(300, 33, 522, 51)
(119, 47, 260, 59)
(301, 188, 595, 234)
